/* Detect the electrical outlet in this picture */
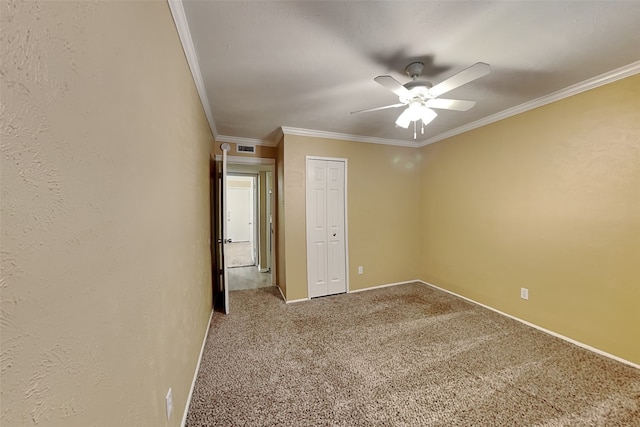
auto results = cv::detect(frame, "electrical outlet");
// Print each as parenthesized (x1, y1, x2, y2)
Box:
(520, 288, 529, 300)
(358, 266, 363, 275)
(166, 388, 173, 419)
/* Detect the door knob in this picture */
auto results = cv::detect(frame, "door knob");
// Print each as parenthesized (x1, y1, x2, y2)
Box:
(332, 233, 337, 237)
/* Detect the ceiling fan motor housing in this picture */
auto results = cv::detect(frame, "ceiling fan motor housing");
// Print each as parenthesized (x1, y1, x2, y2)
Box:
(402, 62, 433, 102)
(402, 80, 432, 103)
(405, 61, 425, 78)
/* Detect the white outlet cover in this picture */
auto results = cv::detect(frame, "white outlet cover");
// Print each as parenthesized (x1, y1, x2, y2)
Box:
(520, 288, 529, 300)
(166, 388, 173, 419)
(358, 266, 363, 274)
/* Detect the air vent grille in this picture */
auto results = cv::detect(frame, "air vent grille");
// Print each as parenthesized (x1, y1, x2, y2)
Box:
(237, 145, 256, 154)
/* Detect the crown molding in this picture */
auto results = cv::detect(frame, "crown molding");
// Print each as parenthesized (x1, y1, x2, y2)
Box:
(273, 127, 284, 146)
(419, 60, 640, 147)
(167, 0, 218, 138)
(280, 126, 417, 148)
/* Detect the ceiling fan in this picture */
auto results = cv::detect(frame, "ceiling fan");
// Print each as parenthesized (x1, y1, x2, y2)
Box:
(352, 62, 491, 139)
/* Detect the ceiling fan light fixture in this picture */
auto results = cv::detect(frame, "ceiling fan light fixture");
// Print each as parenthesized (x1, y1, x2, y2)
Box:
(395, 108, 412, 128)
(396, 104, 437, 131)
(407, 101, 424, 121)
(421, 107, 437, 126)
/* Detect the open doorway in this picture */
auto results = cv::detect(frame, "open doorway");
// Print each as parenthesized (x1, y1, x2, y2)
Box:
(211, 154, 276, 309)
(226, 170, 273, 291)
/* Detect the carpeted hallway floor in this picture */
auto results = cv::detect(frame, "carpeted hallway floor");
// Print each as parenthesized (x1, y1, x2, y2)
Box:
(186, 283, 640, 426)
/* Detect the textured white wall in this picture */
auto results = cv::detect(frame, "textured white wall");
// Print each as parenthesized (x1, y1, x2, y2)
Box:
(1, 1, 213, 425)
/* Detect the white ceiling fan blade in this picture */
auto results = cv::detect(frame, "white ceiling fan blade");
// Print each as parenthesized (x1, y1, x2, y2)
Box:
(395, 108, 412, 128)
(425, 98, 476, 111)
(428, 62, 490, 98)
(350, 103, 405, 114)
(374, 75, 411, 98)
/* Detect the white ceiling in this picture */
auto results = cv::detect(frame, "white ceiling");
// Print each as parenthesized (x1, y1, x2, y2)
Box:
(171, 1, 640, 146)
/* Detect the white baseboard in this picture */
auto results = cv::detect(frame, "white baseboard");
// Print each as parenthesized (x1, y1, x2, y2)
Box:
(276, 285, 309, 303)
(280, 279, 415, 303)
(276, 283, 311, 304)
(285, 297, 309, 304)
(348, 279, 418, 293)
(418, 280, 639, 370)
(181, 309, 214, 427)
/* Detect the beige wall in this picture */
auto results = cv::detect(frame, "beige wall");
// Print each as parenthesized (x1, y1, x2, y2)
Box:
(280, 135, 422, 301)
(418, 74, 640, 364)
(1, 2, 213, 426)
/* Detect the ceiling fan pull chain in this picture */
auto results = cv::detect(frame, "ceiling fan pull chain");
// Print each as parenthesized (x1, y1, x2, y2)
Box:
(413, 121, 417, 139)
(421, 119, 425, 135)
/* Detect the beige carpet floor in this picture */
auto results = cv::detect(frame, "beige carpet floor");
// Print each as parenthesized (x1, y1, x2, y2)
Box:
(186, 283, 640, 426)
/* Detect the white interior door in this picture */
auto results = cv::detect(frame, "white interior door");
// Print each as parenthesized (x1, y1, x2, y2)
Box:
(306, 158, 347, 298)
(221, 145, 230, 314)
(227, 187, 252, 242)
(266, 172, 272, 272)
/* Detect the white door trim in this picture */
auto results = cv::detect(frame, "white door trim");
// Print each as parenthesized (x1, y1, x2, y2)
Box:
(221, 145, 230, 314)
(305, 156, 349, 298)
(215, 154, 275, 165)
(226, 161, 276, 287)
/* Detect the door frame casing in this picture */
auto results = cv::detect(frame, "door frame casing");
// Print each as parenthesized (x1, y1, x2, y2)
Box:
(214, 155, 276, 287)
(305, 156, 349, 298)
